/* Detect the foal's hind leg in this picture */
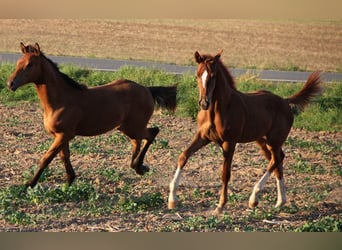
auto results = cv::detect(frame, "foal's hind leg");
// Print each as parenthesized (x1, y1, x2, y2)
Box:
(249, 145, 286, 208)
(131, 127, 159, 175)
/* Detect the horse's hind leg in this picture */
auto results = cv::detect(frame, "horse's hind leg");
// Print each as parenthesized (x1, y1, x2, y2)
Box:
(131, 127, 159, 175)
(256, 138, 271, 161)
(274, 149, 286, 207)
(249, 145, 286, 208)
(59, 144, 76, 185)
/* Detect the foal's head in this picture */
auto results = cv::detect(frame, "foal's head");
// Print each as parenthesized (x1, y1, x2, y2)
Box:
(194, 51, 222, 110)
(7, 42, 43, 91)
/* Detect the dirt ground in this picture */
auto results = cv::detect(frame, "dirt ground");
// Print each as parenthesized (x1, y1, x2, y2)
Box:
(0, 102, 341, 231)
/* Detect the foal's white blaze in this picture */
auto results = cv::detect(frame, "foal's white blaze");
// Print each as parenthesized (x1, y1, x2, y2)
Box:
(201, 70, 208, 89)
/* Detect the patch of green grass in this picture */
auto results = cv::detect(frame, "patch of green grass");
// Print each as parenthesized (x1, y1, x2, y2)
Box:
(295, 216, 342, 232)
(286, 137, 341, 154)
(116, 192, 165, 212)
(1, 63, 340, 131)
(163, 213, 234, 232)
(292, 153, 326, 174)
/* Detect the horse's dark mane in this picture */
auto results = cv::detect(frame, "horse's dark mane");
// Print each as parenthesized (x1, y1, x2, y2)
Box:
(215, 58, 236, 90)
(41, 52, 88, 90)
(202, 54, 236, 90)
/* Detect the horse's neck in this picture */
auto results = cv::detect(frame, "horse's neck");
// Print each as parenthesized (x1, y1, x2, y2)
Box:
(35, 63, 73, 113)
(211, 69, 235, 109)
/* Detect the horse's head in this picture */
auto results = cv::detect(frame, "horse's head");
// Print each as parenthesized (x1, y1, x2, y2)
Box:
(194, 50, 222, 110)
(7, 42, 42, 91)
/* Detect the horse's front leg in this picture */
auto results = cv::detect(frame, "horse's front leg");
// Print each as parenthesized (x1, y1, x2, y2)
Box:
(214, 141, 236, 214)
(26, 133, 70, 188)
(59, 143, 76, 185)
(168, 132, 210, 209)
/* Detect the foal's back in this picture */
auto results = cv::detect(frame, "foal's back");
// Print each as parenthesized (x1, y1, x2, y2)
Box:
(232, 89, 294, 143)
(75, 79, 154, 136)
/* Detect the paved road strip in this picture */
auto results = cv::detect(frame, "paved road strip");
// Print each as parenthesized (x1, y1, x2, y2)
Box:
(1, 53, 341, 82)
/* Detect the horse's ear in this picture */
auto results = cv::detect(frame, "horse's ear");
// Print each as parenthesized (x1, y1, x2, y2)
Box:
(20, 42, 26, 54)
(214, 50, 223, 62)
(34, 43, 41, 56)
(194, 51, 204, 64)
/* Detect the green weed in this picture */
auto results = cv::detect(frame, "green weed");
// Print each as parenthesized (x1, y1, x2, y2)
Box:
(116, 192, 164, 212)
(295, 216, 342, 232)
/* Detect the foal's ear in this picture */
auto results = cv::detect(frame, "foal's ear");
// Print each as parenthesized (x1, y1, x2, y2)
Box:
(20, 42, 26, 54)
(214, 49, 223, 62)
(33, 43, 41, 56)
(194, 51, 204, 64)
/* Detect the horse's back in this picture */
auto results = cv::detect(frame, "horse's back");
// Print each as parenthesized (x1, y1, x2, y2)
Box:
(75, 79, 154, 136)
(239, 90, 294, 141)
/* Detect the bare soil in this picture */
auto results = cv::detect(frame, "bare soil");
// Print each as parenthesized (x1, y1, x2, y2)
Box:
(0, 102, 341, 231)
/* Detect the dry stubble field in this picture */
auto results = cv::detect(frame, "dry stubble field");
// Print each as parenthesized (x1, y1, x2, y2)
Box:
(0, 19, 341, 231)
(0, 19, 341, 71)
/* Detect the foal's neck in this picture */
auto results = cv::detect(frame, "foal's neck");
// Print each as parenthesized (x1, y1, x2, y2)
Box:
(35, 58, 76, 112)
(211, 66, 235, 108)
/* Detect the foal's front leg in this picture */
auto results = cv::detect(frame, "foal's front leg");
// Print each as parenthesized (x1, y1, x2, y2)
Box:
(215, 141, 236, 214)
(26, 133, 70, 188)
(59, 144, 76, 185)
(168, 132, 210, 209)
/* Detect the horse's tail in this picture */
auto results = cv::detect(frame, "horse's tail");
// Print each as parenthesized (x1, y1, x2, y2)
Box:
(148, 85, 177, 112)
(286, 71, 323, 111)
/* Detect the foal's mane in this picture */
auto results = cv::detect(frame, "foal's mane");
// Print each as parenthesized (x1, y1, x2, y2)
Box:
(214, 58, 236, 90)
(40, 51, 88, 90)
(202, 54, 236, 90)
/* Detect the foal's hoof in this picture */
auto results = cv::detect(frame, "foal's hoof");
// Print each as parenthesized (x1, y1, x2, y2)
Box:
(248, 200, 259, 209)
(213, 207, 223, 215)
(135, 165, 150, 175)
(25, 181, 36, 189)
(168, 201, 177, 210)
(67, 175, 76, 186)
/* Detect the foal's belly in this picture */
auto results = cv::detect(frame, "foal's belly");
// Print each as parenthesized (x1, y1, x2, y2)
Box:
(75, 109, 125, 136)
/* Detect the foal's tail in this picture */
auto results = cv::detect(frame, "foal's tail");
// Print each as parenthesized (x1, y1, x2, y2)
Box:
(148, 86, 177, 111)
(286, 71, 323, 111)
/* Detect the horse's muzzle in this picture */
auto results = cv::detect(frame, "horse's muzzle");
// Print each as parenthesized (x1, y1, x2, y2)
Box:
(7, 80, 18, 91)
(199, 98, 209, 110)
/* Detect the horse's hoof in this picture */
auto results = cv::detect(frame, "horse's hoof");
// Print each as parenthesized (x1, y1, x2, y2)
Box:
(213, 207, 223, 215)
(248, 200, 259, 209)
(275, 200, 286, 208)
(25, 181, 35, 189)
(168, 201, 177, 209)
(67, 175, 76, 186)
(135, 165, 149, 175)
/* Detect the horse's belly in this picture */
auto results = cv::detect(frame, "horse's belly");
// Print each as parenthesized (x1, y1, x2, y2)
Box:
(75, 110, 124, 136)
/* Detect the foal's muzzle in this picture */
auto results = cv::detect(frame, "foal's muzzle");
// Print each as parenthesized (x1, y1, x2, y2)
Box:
(199, 97, 210, 110)
(7, 77, 21, 91)
(7, 80, 17, 91)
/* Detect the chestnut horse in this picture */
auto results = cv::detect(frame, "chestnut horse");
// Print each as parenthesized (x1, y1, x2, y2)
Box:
(168, 51, 322, 214)
(7, 42, 177, 188)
